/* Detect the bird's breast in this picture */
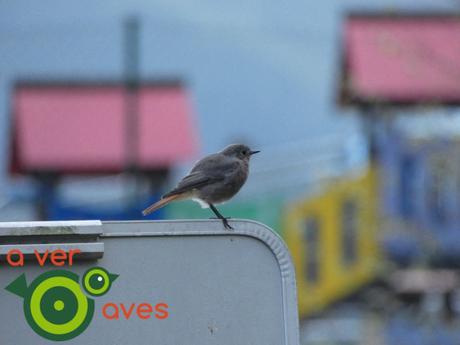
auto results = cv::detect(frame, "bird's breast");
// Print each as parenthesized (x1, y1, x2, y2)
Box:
(197, 162, 248, 204)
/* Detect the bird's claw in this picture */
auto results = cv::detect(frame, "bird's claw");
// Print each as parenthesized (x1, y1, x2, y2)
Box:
(222, 218, 234, 230)
(209, 217, 233, 230)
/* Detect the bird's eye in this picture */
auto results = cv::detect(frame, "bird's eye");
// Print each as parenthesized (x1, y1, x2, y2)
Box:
(83, 267, 113, 296)
(242, 150, 247, 155)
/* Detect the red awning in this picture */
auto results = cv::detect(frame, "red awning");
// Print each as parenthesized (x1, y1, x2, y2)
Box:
(342, 15, 460, 105)
(12, 81, 199, 173)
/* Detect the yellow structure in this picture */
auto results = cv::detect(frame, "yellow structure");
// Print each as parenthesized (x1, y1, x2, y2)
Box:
(283, 167, 380, 317)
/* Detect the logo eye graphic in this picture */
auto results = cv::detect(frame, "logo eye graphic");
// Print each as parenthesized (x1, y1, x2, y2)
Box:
(5, 267, 118, 341)
(83, 267, 118, 297)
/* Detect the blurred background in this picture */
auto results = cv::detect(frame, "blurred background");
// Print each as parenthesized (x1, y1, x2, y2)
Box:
(2, 0, 460, 344)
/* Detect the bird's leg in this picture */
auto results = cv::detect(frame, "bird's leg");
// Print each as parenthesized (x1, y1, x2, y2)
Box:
(209, 204, 233, 230)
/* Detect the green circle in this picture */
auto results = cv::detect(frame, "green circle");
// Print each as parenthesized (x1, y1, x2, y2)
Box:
(89, 274, 105, 290)
(20, 270, 96, 341)
(30, 276, 89, 335)
(54, 300, 64, 311)
(83, 268, 111, 296)
(39, 286, 77, 325)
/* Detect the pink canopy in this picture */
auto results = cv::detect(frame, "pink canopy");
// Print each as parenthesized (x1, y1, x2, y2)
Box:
(344, 16, 460, 104)
(12, 82, 199, 173)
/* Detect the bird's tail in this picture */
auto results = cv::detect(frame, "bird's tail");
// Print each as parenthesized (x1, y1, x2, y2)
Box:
(142, 194, 181, 216)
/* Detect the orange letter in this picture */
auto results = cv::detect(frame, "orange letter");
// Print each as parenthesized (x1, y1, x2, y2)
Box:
(6, 249, 24, 267)
(50, 250, 67, 266)
(68, 249, 81, 266)
(137, 303, 153, 320)
(120, 303, 135, 319)
(102, 303, 119, 320)
(155, 303, 169, 319)
(34, 250, 49, 266)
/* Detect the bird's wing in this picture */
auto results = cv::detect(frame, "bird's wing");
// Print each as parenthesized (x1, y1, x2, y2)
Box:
(163, 156, 239, 198)
(163, 172, 220, 197)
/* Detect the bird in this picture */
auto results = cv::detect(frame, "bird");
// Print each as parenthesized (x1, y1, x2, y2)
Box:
(142, 143, 260, 230)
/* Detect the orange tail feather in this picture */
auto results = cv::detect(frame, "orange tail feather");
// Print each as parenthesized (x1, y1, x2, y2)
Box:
(142, 194, 180, 216)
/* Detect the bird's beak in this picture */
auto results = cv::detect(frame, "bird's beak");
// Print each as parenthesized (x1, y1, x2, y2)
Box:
(250, 150, 260, 155)
(109, 273, 119, 283)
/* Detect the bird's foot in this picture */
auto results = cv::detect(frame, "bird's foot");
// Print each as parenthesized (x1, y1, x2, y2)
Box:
(221, 218, 234, 230)
(209, 217, 233, 230)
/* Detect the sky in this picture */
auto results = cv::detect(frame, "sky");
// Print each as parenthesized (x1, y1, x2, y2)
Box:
(0, 0, 457, 192)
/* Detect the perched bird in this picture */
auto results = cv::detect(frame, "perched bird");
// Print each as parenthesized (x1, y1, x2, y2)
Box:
(142, 143, 260, 229)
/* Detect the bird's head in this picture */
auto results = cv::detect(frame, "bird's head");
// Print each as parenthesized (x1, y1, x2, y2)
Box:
(221, 144, 260, 162)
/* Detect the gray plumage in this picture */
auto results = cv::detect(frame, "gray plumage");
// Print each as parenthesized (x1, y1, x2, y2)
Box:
(142, 143, 260, 229)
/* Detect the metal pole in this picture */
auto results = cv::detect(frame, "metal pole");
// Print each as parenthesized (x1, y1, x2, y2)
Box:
(124, 16, 139, 169)
(124, 16, 141, 212)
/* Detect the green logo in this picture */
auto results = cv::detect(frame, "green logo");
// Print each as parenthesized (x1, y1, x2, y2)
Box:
(5, 267, 118, 341)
